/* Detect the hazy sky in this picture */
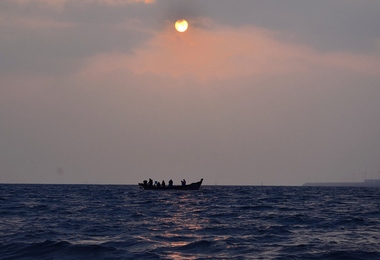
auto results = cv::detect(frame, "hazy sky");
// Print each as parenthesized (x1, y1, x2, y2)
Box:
(1, 0, 380, 185)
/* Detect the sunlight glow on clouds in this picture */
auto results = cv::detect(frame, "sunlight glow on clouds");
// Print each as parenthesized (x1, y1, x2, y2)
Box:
(79, 24, 380, 82)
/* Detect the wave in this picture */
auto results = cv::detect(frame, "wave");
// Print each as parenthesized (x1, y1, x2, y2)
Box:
(0, 240, 128, 260)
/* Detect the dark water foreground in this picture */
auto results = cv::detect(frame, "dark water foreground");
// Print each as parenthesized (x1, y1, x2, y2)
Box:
(0, 184, 379, 259)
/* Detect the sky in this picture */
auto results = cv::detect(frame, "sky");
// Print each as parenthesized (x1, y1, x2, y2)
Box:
(1, 0, 380, 185)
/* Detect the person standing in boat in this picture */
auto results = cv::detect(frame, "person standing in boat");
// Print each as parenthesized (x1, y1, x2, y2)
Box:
(168, 179, 173, 187)
(148, 178, 153, 187)
(181, 179, 186, 186)
(162, 180, 166, 188)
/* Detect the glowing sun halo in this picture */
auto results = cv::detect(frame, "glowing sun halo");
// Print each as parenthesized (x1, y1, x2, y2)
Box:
(175, 19, 188, 32)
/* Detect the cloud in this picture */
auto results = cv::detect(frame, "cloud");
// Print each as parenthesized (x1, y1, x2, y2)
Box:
(2, 0, 378, 78)
(79, 23, 380, 83)
(11, 0, 155, 8)
(201, 0, 380, 54)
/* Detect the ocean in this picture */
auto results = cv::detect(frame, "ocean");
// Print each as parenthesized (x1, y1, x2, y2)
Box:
(0, 184, 379, 259)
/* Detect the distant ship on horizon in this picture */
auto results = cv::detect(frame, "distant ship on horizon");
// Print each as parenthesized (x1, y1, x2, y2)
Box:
(303, 179, 380, 187)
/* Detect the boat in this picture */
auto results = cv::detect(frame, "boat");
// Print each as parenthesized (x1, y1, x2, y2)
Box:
(139, 179, 203, 190)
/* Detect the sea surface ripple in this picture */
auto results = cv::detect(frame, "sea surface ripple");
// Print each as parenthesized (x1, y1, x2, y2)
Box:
(1, 184, 380, 259)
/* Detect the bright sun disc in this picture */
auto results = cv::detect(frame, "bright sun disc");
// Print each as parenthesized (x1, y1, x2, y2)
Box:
(175, 19, 188, 32)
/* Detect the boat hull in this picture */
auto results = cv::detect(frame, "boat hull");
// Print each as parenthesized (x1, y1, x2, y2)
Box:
(139, 179, 203, 190)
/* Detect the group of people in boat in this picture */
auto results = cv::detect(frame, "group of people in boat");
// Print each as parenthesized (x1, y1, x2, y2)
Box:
(142, 178, 187, 188)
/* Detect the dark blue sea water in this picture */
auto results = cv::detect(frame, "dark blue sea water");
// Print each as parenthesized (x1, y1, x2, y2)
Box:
(1, 184, 380, 259)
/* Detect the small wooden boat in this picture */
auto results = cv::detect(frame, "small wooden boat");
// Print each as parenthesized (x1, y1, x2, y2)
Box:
(139, 179, 203, 190)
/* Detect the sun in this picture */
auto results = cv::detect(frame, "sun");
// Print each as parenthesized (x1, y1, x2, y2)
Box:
(175, 19, 188, 32)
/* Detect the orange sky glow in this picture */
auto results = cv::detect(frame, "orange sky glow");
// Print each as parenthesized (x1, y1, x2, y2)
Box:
(80, 24, 380, 83)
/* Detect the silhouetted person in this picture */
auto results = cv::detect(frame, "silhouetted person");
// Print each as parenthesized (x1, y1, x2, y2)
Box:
(168, 179, 173, 187)
(162, 180, 166, 188)
(143, 180, 147, 186)
(157, 182, 161, 188)
(181, 179, 186, 186)
(148, 178, 153, 187)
